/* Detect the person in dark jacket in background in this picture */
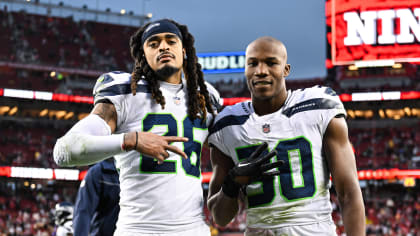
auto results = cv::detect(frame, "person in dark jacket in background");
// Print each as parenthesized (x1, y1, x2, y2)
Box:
(73, 158, 120, 236)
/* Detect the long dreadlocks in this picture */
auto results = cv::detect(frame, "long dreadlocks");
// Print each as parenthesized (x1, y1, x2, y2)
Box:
(129, 19, 214, 121)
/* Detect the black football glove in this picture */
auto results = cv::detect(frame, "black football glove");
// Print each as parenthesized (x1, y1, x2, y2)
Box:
(222, 142, 284, 198)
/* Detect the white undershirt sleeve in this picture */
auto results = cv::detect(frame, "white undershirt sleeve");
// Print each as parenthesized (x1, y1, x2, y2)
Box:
(53, 114, 124, 167)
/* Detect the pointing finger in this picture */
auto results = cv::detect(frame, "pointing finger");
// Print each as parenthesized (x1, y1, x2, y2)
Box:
(166, 144, 188, 159)
(164, 136, 189, 143)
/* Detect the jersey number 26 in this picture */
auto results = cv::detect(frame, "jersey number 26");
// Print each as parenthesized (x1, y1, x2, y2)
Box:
(139, 113, 206, 178)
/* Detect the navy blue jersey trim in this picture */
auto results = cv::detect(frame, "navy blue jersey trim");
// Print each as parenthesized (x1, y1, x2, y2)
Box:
(96, 84, 149, 97)
(282, 98, 342, 117)
(209, 114, 250, 135)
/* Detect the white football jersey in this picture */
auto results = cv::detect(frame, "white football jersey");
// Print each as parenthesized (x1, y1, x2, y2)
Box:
(93, 71, 221, 233)
(208, 86, 346, 229)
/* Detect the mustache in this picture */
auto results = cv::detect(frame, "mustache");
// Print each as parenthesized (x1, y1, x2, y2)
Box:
(157, 52, 175, 61)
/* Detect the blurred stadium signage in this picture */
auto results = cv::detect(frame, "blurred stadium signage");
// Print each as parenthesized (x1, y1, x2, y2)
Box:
(197, 51, 245, 74)
(8, 167, 80, 181)
(1, 166, 420, 182)
(326, 0, 420, 66)
(1, 88, 420, 105)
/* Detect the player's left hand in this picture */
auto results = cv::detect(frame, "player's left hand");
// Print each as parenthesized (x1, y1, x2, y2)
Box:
(231, 142, 283, 184)
(221, 142, 284, 198)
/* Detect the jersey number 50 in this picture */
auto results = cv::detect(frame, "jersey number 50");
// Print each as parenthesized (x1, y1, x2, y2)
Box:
(236, 137, 316, 208)
(139, 113, 206, 178)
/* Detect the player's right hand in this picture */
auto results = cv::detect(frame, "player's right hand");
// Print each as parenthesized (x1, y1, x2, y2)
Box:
(126, 131, 188, 164)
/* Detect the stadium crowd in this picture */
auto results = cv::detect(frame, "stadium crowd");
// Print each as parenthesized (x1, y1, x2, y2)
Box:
(0, 178, 78, 236)
(0, 8, 135, 72)
(0, 120, 419, 235)
(1, 176, 419, 235)
(1, 120, 419, 172)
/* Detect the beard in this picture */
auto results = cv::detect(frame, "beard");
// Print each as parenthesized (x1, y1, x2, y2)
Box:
(155, 65, 181, 80)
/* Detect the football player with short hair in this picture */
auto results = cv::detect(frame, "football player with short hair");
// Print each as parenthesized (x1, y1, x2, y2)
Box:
(207, 36, 365, 236)
(53, 19, 221, 235)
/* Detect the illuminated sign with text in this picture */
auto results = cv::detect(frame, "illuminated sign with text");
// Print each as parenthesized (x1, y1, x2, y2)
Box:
(197, 51, 245, 74)
(326, 0, 420, 66)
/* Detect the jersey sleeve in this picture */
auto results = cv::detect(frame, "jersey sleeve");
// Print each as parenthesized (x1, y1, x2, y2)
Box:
(203, 81, 223, 128)
(204, 81, 223, 112)
(208, 106, 235, 158)
(93, 71, 132, 128)
(316, 86, 347, 135)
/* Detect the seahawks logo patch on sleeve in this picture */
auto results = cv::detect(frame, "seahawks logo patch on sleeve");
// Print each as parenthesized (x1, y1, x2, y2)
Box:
(93, 73, 115, 95)
(324, 87, 337, 96)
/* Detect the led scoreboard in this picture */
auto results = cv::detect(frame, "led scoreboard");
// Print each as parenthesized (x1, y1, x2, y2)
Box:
(326, 0, 420, 67)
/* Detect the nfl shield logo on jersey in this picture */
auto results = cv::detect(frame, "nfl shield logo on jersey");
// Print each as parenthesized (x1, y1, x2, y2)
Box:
(262, 124, 270, 133)
(173, 96, 181, 105)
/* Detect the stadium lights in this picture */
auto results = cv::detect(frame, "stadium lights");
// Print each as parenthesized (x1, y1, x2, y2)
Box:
(404, 177, 416, 187)
(348, 109, 374, 119)
(64, 112, 74, 120)
(146, 13, 153, 19)
(347, 110, 355, 119)
(348, 65, 358, 71)
(392, 63, 403, 69)
(355, 59, 395, 68)
(55, 110, 67, 119)
(9, 106, 18, 116)
(379, 109, 385, 118)
(0, 106, 10, 115)
(120, 9, 126, 15)
(39, 109, 48, 117)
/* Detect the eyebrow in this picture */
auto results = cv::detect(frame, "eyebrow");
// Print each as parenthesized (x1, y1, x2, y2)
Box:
(146, 34, 178, 43)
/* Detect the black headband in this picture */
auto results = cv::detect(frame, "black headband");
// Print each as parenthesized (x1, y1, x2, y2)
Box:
(141, 19, 183, 45)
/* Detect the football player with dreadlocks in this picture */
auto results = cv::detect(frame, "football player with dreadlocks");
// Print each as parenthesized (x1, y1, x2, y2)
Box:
(53, 19, 222, 235)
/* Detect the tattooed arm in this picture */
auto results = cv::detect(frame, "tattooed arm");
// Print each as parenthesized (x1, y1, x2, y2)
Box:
(91, 102, 118, 133)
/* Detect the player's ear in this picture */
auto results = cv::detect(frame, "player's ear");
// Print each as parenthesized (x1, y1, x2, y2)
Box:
(283, 64, 291, 77)
(183, 48, 186, 59)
